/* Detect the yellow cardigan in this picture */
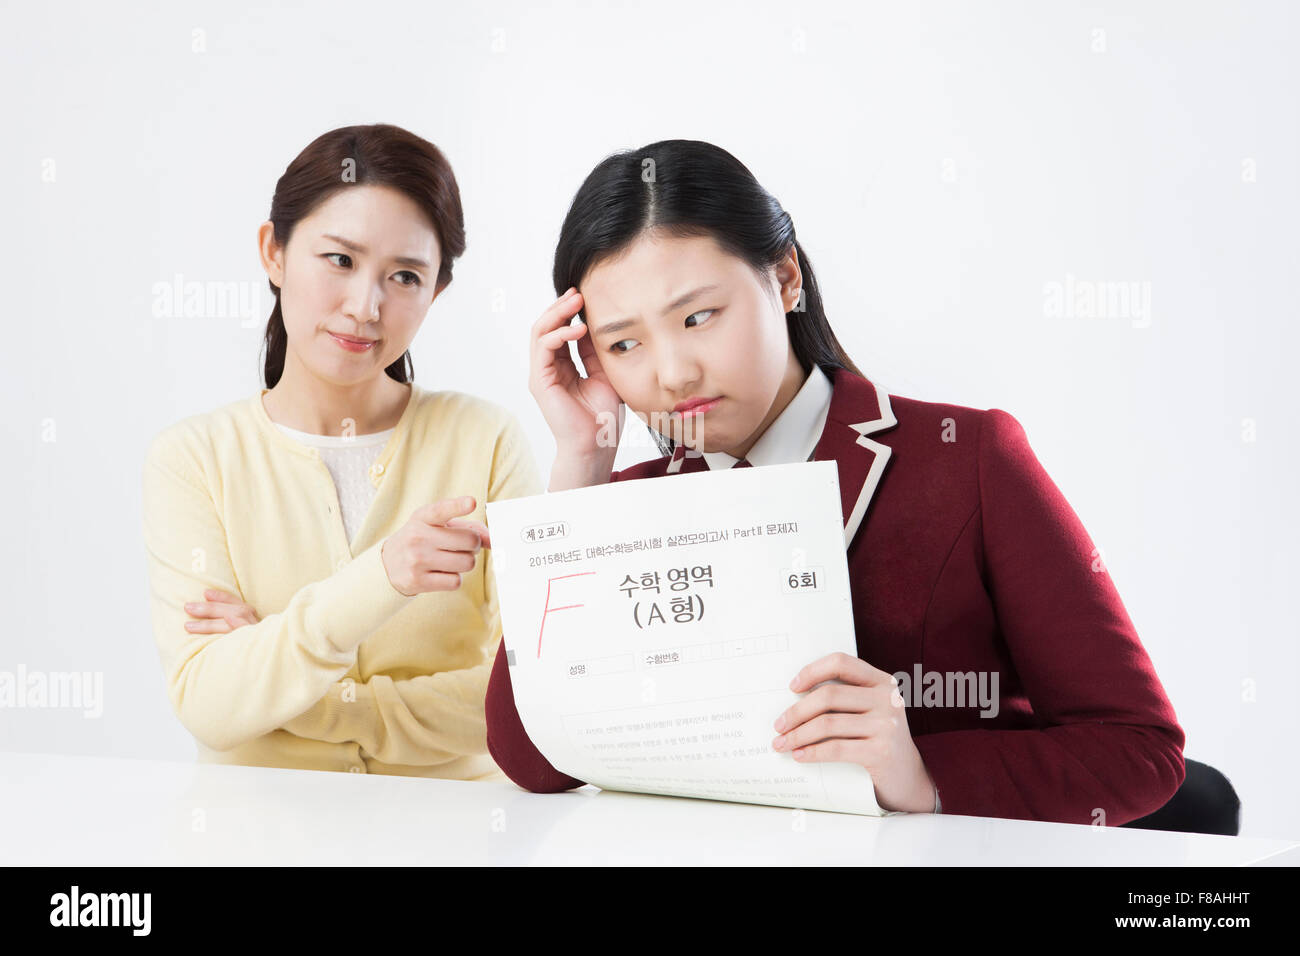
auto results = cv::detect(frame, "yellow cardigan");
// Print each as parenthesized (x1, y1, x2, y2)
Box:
(140, 382, 541, 778)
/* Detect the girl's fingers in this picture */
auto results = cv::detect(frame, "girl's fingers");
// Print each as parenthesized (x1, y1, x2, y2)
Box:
(531, 289, 583, 338)
(532, 304, 585, 378)
(789, 651, 893, 692)
(537, 322, 587, 352)
(573, 318, 606, 377)
(535, 326, 588, 383)
(531, 292, 584, 353)
(773, 681, 876, 735)
(789, 738, 870, 764)
(773, 712, 887, 753)
(532, 328, 576, 387)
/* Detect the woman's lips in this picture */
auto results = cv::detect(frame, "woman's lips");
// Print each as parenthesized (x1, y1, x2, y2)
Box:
(329, 332, 376, 353)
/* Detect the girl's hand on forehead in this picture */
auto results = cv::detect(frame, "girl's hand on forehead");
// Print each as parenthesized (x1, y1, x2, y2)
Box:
(529, 287, 622, 459)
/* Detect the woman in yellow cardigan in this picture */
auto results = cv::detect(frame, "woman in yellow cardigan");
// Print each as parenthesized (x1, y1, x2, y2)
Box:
(141, 124, 541, 778)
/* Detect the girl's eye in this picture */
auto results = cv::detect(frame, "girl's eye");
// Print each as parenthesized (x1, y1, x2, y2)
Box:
(610, 339, 639, 354)
(395, 271, 421, 287)
(325, 252, 352, 268)
(685, 308, 716, 328)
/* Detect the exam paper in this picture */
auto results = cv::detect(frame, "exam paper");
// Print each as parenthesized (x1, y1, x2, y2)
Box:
(485, 458, 891, 816)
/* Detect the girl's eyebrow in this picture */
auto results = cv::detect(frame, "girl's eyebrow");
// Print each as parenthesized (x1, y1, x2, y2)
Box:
(321, 233, 430, 269)
(592, 317, 638, 337)
(592, 284, 720, 336)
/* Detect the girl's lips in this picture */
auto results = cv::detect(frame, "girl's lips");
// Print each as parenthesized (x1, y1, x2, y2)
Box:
(329, 332, 376, 353)
(676, 397, 722, 417)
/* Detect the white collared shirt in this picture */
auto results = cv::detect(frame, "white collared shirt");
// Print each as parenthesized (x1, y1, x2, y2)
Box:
(701, 364, 834, 470)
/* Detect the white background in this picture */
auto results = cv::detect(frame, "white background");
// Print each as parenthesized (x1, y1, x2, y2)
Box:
(1, 0, 1295, 838)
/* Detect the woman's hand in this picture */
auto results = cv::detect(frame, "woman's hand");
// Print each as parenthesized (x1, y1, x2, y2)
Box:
(528, 287, 622, 460)
(380, 495, 491, 597)
(772, 651, 938, 813)
(184, 589, 260, 634)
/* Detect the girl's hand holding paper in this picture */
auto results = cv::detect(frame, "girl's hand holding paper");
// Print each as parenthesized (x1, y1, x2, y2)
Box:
(775, 651, 938, 813)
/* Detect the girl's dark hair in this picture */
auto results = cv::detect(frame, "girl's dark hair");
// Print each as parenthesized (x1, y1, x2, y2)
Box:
(552, 139, 863, 457)
(260, 124, 466, 387)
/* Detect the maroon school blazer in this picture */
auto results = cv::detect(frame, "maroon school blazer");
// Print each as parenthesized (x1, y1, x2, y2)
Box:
(484, 366, 1186, 825)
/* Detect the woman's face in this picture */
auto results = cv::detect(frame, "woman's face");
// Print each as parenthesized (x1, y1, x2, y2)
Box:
(579, 231, 803, 456)
(258, 184, 443, 387)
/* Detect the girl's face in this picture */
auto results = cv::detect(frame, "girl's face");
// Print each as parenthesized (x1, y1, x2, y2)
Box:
(580, 231, 804, 458)
(258, 184, 443, 387)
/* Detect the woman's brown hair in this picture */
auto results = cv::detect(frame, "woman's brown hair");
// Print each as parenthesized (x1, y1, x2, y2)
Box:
(260, 124, 466, 387)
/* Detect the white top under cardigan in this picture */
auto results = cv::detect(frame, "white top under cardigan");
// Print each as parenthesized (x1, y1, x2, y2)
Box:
(273, 423, 395, 549)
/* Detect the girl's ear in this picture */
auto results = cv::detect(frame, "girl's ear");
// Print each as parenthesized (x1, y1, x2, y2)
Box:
(774, 244, 803, 312)
(257, 221, 285, 286)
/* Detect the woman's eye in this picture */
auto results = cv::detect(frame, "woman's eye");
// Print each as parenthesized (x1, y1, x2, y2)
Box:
(685, 308, 716, 328)
(610, 339, 639, 354)
(325, 254, 419, 287)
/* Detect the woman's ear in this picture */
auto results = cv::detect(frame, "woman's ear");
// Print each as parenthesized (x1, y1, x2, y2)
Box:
(257, 221, 285, 286)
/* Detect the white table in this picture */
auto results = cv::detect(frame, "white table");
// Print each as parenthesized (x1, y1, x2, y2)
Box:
(2, 751, 1295, 866)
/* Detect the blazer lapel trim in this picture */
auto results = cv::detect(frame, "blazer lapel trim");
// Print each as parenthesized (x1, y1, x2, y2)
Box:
(662, 369, 898, 542)
(814, 369, 899, 547)
(665, 442, 705, 475)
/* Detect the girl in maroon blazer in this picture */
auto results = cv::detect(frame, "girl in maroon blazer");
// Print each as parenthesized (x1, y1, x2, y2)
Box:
(485, 139, 1186, 825)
